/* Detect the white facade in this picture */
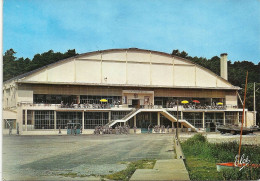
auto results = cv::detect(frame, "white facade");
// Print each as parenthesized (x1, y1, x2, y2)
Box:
(2, 48, 254, 134)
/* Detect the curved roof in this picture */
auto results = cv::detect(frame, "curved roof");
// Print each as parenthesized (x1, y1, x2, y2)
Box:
(4, 48, 240, 90)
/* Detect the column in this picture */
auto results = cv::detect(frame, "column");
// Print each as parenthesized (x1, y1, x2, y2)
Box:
(82, 111, 85, 132)
(236, 112, 239, 125)
(149, 112, 152, 125)
(32, 111, 35, 129)
(108, 111, 111, 122)
(245, 111, 247, 127)
(17, 107, 23, 134)
(134, 115, 136, 127)
(157, 112, 160, 126)
(25, 109, 27, 131)
(223, 112, 226, 125)
(54, 111, 57, 130)
(202, 112, 205, 129)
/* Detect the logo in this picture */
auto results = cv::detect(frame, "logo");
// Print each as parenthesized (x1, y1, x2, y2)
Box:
(234, 154, 250, 171)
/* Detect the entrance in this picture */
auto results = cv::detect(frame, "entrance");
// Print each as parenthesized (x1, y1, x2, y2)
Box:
(132, 99, 140, 108)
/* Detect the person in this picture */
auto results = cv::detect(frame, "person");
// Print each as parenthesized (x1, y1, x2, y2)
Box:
(17, 124, 19, 135)
(148, 124, 151, 134)
(74, 125, 77, 136)
(9, 125, 12, 135)
(71, 126, 73, 135)
(134, 126, 137, 134)
(80, 126, 83, 134)
(59, 126, 61, 134)
(167, 125, 170, 133)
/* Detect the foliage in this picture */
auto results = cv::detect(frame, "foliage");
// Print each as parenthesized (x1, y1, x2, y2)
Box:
(181, 134, 260, 180)
(172, 49, 260, 126)
(105, 159, 156, 181)
(3, 49, 77, 81)
(3, 48, 260, 124)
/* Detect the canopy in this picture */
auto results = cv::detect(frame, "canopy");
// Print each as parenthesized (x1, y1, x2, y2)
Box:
(181, 100, 189, 104)
(217, 102, 223, 105)
(100, 99, 108, 102)
(192, 100, 200, 103)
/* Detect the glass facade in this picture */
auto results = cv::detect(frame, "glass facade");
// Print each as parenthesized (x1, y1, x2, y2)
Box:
(111, 111, 131, 120)
(34, 94, 77, 104)
(34, 110, 54, 129)
(154, 97, 225, 108)
(80, 95, 121, 104)
(225, 111, 238, 125)
(84, 112, 109, 129)
(56, 112, 82, 129)
(183, 112, 203, 128)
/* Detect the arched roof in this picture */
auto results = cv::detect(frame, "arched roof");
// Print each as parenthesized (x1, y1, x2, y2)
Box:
(5, 48, 239, 90)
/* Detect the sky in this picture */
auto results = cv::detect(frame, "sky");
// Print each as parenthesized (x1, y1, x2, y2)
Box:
(3, 0, 260, 64)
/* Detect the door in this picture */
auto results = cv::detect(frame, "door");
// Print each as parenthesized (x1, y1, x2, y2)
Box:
(132, 99, 140, 108)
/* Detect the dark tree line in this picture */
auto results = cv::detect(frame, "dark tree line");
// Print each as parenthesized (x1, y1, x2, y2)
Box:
(172, 49, 260, 125)
(2, 48, 260, 125)
(3, 49, 77, 81)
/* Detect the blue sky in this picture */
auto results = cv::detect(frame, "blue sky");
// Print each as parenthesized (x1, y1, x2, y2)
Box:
(3, 0, 260, 64)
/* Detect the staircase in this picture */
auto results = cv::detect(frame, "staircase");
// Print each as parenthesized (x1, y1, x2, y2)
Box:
(108, 108, 141, 127)
(160, 109, 196, 130)
(107, 108, 196, 130)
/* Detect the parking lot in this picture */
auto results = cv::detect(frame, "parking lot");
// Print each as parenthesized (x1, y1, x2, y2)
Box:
(2, 134, 175, 180)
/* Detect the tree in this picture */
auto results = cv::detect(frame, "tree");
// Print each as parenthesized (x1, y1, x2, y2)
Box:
(3, 49, 78, 81)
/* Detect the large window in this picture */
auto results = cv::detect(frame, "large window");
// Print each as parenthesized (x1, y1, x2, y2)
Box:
(34, 94, 77, 104)
(111, 111, 130, 120)
(57, 112, 82, 129)
(23, 110, 33, 125)
(84, 112, 109, 129)
(34, 111, 54, 129)
(225, 112, 237, 125)
(80, 95, 121, 104)
(183, 112, 203, 128)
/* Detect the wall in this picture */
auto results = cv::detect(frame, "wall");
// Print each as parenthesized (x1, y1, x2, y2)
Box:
(246, 111, 255, 127)
(21, 50, 234, 89)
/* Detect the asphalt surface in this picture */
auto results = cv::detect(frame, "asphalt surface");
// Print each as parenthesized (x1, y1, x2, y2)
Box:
(2, 134, 175, 180)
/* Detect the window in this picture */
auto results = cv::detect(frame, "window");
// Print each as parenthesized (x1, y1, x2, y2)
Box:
(34, 111, 54, 129)
(84, 112, 108, 129)
(56, 112, 82, 129)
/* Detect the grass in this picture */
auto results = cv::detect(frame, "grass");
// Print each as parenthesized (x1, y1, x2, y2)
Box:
(58, 159, 156, 180)
(181, 134, 260, 180)
(105, 159, 156, 181)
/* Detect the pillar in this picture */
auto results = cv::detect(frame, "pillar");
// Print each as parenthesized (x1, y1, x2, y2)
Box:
(245, 111, 247, 127)
(202, 112, 205, 129)
(134, 115, 136, 127)
(54, 111, 57, 130)
(82, 111, 84, 131)
(157, 112, 160, 126)
(236, 112, 239, 125)
(223, 112, 226, 125)
(25, 109, 27, 131)
(108, 111, 111, 122)
(16, 107, 22, 134)
(32, 111, 35, 129)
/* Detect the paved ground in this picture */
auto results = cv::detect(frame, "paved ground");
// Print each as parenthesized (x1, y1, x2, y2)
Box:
(131, 159, 189, 181)
(2, 134, 175, 180)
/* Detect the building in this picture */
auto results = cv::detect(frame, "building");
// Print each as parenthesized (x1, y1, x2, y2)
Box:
(2, 48, 255, 134)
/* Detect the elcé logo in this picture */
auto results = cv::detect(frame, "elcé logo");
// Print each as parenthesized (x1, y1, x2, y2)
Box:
(234, 154, 250, 171)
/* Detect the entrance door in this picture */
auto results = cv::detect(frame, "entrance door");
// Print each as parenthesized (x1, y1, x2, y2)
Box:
(132, 99, 140, 108)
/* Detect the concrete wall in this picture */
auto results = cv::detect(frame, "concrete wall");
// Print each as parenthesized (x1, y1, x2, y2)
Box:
(2, 81, 17, 109)
(21, 50, 233, 89)
(246, 111, 254, 127)
(226, 95, 238, 106)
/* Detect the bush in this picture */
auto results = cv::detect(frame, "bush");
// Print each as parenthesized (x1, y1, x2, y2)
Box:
(181, 134, 260, 180)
